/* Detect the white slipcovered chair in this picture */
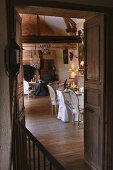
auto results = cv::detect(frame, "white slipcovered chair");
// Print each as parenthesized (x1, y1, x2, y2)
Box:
(47, 84, 58, 116)
(63, 89, 84, 126)
(56, 90, 69, 122)
(23, 80, 34, 98)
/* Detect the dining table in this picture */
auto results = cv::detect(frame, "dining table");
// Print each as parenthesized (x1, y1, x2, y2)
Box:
(29, 81, 36, 86)
(29, 81, 36, 92)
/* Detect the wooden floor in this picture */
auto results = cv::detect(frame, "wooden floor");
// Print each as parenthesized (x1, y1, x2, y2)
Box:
(24, 95, 90, 170)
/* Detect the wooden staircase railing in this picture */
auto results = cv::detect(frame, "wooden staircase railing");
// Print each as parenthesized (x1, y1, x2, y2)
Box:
(13, 120, 65, 170)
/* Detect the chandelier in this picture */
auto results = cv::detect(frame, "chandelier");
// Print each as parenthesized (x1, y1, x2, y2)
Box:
(30, 50, 40, 69)
(39, 16, 51, 55)
(40, 43, 51, 55)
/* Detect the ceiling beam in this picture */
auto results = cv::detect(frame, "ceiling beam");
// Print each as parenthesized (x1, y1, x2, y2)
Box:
(63, 17, 77, 34)
(14, 0, 110, 13)
(22, 35, 82, 43)
(68, 18, 77, 28)
(63, 18, 71, 29)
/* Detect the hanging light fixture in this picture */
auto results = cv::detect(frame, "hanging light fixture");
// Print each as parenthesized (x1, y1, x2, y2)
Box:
(30, 15, 40, 68)
(39, 16, 51, 54)
(30, 49, 40, 69)
(40, 43, 51, 54)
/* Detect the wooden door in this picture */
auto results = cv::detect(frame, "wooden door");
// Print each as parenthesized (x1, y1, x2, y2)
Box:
(15, 11, 25, 123)
(84, 15, 104, 170)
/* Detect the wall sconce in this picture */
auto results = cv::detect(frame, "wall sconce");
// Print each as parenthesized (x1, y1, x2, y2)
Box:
(80, 60, 84, 69)
(79, 60, 84, 75)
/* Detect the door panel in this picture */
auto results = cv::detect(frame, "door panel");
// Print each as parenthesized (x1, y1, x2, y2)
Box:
(87, 25, 100, 80)
(15, 11, 25, 123)
(86, 89, 100, 107)
(84, 15, 104, 170)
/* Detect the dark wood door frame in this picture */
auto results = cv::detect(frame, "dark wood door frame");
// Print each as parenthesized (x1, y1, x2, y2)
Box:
(14, 1, 113, 170)
(14, 0, 113, 13)
(103, 12, 113, 170)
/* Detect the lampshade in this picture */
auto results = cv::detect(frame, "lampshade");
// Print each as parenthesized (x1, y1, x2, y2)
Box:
(68, 67, 76, 79)
(80, 60, 84, 67)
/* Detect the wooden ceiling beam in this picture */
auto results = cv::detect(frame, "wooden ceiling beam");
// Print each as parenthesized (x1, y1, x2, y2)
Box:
(36, 14, 40, 35)
(67, 18, 77, 28)
(63, 17, 71, 29)
(22, 35, 82, 43)
(63, 17, 77, 34)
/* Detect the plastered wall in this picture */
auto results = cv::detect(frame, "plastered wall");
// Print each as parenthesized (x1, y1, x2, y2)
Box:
(0, 0, 11, 169)
(55, 47, 79, 82)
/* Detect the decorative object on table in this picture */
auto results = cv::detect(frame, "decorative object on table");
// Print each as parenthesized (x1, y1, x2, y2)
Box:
(70, 81, 78, 91)
(63, 48, 68, 64)
(68, 66, 76, 79)
(79, 87, 84, 93)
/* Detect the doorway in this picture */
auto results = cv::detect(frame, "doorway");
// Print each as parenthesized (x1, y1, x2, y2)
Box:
(22, 14, 86, 169)
(14, 2, 113, 169)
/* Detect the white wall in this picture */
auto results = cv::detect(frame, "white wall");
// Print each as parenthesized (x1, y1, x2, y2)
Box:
(56, 49, 69, 81)
(55, 48, 79, 82)
(0, 0, 11, 169)
(55, 20, 84, 82)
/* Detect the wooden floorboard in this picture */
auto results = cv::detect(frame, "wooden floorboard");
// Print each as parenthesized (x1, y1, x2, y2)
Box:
(25, 95, 90, 170)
